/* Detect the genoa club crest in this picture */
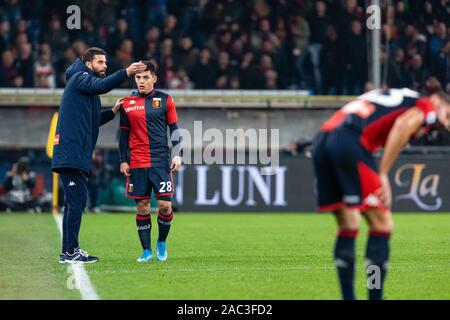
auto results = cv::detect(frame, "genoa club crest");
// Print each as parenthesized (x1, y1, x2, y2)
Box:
(152, 98, 162, 108)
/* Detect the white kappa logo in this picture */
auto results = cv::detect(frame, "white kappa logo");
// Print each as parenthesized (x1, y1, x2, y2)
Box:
(68, 181, 76, 187)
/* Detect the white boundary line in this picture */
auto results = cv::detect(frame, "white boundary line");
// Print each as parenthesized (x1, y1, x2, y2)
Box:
(53, 214, 100, 300)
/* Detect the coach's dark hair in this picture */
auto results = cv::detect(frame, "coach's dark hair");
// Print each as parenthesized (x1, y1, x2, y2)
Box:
(141, 60, 157, 74)
(82, 47, 106, 63)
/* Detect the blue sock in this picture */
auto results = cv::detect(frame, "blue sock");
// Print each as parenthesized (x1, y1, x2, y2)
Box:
(366, 231, 390, 300)
(334, 229, 358, 300)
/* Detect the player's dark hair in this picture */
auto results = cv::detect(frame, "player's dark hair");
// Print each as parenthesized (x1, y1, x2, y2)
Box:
(142, 60, 157, 75)
(82, 47, 106, 63)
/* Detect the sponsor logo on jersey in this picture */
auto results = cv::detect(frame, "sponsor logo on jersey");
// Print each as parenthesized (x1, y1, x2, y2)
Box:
(425, 111, 437, 125)
(364, 194, 380, 206)
(128, 100, 136, 105)
(153, 97, 162, 108)
(124, 105, 145, 113)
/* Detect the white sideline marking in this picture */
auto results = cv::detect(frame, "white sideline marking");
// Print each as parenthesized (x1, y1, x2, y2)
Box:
(53, 214, 100, 300)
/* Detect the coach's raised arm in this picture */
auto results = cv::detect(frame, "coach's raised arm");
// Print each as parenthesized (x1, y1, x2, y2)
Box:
(50, 47, 146, 264)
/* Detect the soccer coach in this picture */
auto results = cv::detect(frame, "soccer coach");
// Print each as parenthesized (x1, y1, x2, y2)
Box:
(52, 47, 146, 264)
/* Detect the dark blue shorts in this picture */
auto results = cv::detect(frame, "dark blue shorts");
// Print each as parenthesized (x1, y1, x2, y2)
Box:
(312, 127, 385, 213)
(126, 167, 174, 202)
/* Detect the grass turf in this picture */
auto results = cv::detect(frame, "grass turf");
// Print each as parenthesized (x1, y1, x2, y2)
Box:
(0, 214, 79, 299)
(1, 212, 450, 299)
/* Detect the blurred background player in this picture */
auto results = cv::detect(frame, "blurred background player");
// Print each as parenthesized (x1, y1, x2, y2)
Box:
(312, 88, 450, 300)
(118, 61, 182, 263)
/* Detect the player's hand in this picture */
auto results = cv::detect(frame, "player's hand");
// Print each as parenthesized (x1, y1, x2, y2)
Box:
(170, 156, 182, 172)
(376, 173, 392, 209)
(120, 162, 130, 177)
(126, 61, 146, 76)
(112, 98, 124, 114)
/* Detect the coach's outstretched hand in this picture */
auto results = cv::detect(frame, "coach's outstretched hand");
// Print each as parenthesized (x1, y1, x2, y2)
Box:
(120, 162, 131, 177)
(376, 173, 392, 209)
(170, 156, 182, 172)
(126, 61, 147, 76)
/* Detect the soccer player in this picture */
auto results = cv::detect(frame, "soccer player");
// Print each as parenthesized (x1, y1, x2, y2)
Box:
(52, 47, 146, 264)
(312, 88, 450, 300)
(118, 61, 182, 263)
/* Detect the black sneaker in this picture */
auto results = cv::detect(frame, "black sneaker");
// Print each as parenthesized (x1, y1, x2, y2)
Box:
(65, 249, 99, 264)
(59, 253, 67, 264)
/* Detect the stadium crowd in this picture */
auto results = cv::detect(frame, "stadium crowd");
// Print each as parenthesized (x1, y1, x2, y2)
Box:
(0, 0, 449, 94)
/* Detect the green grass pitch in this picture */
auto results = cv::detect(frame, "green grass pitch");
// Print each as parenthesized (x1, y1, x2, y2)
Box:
(1, 212, 449, 300)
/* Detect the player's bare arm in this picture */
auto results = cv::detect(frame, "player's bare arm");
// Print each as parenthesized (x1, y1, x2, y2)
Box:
(377, 107, 425, 208)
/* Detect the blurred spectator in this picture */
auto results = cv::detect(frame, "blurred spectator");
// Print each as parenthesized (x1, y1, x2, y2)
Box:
(411, 128, 450, 146)
(289, 14, 310, 89)
(159, 55, 176, 88)
(307, 0, 329, 93)
(55, 47, 77, 87)
(146, 0, 168, 29)
(386, 48, 407, 89)
(107, 18, 131, 53)
(42, 16, 69, 61)
(336, 0, 364, 38)
(282, 140, 312, 157)
(0, 49, 16, 87)
(87, 150, 105, 213)
(14, 42, 33, 87)
(0, 0, 447, 93)
(175, 36, 198, 72)
(429, 22, 448, 57)
(179, 0, 205, 41)
(0, 157, 38, 212)
(215, 51, 231, 81)
(265, 69, 278, 89)
(168, 67, 193, 89)
(321, 25, 344, 94)
(431, 40, 450, 87)
(72, 40, 88, 58)
(0, 19, 10, 53)
(34, 44, 55, 88)
(115, 38, 134, 68)
(191, 47, 215, 89)
(162, 14, 179, 41)
(343, 20, 367, 95)
(251, 18, 276, 50)
(77, 17, 102, 48)
(406, 54, 429, 92)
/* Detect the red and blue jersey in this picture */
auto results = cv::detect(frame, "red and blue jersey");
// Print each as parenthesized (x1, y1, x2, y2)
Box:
(320, 88, 438, 153)
(119, 89, 178, 168)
